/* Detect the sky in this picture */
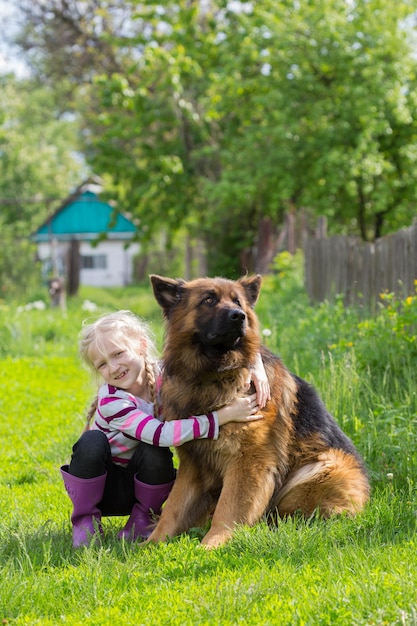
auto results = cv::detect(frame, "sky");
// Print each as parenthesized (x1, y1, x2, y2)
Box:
(0, 0, 29, 77)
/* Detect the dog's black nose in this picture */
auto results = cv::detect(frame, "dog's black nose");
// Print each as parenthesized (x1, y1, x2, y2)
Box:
(228, 309, 246, 323)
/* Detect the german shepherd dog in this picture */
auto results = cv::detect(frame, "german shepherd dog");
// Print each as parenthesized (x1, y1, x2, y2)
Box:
(147, 274, 370, 549)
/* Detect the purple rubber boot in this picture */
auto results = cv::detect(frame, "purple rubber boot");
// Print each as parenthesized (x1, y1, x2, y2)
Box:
(60, 465, 106, 548)
(118, 476, 175, 541)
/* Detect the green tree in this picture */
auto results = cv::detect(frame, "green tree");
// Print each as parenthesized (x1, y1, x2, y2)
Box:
(86, 1, 268, 275)
(0, 74, 85, 298)
(210, 0, 417, 241)
(87, 0, 417, 274)
(14, 0, 132, 88)
(10, 0, 417, 276)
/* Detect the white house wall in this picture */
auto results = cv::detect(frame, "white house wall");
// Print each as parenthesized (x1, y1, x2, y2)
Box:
(37, 239, 140, 287)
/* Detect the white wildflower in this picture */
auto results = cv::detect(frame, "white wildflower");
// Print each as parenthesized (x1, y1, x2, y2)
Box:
(17, 300, 46, 312)
(82, 300, 98, 312)
(31, 300, 46, 310)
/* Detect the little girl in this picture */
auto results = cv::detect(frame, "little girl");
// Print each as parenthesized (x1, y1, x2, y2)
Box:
(61, 310, 270, 547)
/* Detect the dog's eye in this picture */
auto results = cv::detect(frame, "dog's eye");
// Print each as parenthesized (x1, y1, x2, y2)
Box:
(233, 298, 242, 307)
(201, 294, 217, 306)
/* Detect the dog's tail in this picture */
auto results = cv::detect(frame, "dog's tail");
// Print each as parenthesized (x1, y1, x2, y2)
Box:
(275, 461, 328, 506)
(274, 450, 369, 517)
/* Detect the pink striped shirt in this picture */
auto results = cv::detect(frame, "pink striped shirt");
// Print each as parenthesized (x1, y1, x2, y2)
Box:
(91, 384, 219, 465)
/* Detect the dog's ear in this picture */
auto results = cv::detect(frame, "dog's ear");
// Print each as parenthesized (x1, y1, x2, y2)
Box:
(238, 274, 262, 308)
(149, 275, 186, 314)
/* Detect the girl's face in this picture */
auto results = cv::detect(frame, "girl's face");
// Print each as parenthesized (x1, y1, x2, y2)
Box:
(89, 331, 146, 396)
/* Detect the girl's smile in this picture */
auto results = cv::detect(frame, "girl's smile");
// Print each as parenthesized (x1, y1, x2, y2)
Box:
(115, 369, 128, 380)
(89, 331, 147, 396)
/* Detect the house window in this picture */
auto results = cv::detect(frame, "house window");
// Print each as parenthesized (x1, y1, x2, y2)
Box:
(81, 254, 107, 270)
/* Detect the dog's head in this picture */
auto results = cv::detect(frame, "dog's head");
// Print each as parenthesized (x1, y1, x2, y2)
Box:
(150, 274, 262, 371)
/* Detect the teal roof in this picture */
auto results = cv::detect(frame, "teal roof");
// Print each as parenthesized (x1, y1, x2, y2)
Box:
(33, 190, 137, 242)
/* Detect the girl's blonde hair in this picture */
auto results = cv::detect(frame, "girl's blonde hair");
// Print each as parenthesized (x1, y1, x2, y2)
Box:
(79, 310, 160, 423)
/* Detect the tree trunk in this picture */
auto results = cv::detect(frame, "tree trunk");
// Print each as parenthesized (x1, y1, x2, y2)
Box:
(255, 217, 276, 274)
(67, 238, 80, 296)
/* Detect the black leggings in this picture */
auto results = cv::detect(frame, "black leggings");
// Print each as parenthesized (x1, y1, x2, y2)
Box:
(68, 430, 176, 516)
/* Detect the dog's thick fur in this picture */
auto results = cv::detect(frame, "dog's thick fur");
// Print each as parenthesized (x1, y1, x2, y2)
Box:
(146, 274, 370, 549)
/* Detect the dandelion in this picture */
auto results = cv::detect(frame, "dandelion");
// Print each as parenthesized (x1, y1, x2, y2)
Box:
(32, 300, 47, 310)
(82, 300, 98, 312)
(386, 473, 394, 481)
(17, 300, 47, 313)
(262, 328, 272, 338)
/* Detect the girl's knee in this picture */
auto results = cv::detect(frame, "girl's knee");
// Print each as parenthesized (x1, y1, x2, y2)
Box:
(73, 429, 108, 455)
(70, 430, 110, 478)
(132, 444, 175, 484)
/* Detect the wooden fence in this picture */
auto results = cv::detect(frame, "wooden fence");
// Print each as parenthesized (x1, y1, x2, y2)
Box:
(304, 222, 417, 306)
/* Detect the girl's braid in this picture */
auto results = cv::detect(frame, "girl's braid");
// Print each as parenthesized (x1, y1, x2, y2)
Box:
(85, 396, 98, 428)
(144, 357, 159, 418)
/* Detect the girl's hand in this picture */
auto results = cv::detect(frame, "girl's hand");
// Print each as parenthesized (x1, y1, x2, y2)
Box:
(217, 393, 263, 426)
(245, 353, 271, 409)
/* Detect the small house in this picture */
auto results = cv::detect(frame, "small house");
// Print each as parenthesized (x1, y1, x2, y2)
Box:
(32, 179, 140, 288)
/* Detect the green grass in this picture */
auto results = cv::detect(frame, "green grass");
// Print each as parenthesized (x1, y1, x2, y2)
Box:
(1, 267, 417, 625)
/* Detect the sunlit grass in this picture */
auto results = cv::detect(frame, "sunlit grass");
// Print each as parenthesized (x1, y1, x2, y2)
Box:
(1, 268, 417, 625)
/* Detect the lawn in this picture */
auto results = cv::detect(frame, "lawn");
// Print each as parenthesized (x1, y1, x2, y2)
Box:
(1, 268, 416, 625)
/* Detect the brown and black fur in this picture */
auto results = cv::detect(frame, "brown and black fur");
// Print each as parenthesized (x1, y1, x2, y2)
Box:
(146, 274, 370, 549)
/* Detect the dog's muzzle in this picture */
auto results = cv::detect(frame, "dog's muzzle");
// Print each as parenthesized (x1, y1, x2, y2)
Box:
(204, 308, 247, 347)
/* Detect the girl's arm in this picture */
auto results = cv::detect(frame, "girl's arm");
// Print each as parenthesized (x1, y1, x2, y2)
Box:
(96, 387, 262, 448)
(247, 352, 271, 408)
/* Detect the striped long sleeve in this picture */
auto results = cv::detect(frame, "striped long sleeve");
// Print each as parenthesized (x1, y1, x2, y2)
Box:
(91, 384, 219, 465)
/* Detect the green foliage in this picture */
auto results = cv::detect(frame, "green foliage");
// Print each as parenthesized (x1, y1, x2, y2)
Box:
(354, 290, 417, 372)
(268, 250, 305, 296)
(81, 0, 417, 274)
(0, 281, 166, 358)
(247, 0, 417, 240)
(0, 236, 42, 301)
(3, 1, 417, 276)
(0, 74, 86, 298)
(0, 75, 84, 229)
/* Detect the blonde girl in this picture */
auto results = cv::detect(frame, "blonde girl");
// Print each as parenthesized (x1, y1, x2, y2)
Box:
(60, 310, 268, 547)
